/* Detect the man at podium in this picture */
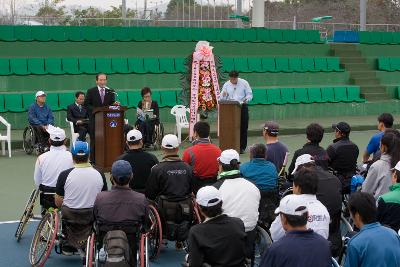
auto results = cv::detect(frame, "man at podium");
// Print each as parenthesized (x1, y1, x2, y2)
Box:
(84, 73, 119, 163)
(220, 71, 253, 154)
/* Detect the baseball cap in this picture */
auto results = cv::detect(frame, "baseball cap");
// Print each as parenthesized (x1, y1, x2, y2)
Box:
(35, 91, 46, 98)
(196, 186, 222, 207)
(264, 121, 279, 135)
(275, 194, 308, 216)
(71, 141, 90, 156)
(111, 160, 133, 181)
(161, 134, 179, 149)
(218, 149, 240, 165)
(332, 122, 351, 134)
(126, 129, 142, 142)
(291, 154, 314, 174)
(46, 125, 66, 141)
(391, 161, 400, 171)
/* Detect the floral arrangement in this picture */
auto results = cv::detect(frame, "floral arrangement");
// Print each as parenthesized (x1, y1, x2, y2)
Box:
(198, 61, 218, 112)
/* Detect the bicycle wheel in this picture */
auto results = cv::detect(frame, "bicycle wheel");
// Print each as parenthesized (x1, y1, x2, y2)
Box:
(29, 210, 59, 267)
(254, 225, 272, 266)
(15, 189, 39, 242)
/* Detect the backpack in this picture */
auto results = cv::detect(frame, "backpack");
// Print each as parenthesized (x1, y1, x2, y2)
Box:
(102, 230, 131, 267)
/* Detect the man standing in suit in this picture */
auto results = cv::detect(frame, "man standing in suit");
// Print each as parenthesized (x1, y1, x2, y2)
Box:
(67, 91, 89, 141)
(84, 73, 118, 163)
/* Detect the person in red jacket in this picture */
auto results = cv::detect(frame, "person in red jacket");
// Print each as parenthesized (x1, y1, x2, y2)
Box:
(183, 121, 221, 194)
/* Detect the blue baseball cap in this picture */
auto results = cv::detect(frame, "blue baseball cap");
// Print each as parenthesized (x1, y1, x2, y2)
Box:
(71, 141, 90, 156)
(111, 160, 133, 180)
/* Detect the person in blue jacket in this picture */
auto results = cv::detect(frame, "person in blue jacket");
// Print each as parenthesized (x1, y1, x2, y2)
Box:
(345, 191, 400, 267)
(28, 90, 54, 148)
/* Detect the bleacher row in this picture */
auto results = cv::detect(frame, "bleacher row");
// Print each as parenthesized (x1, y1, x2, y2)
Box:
(359, 31, 400, 45)
(0, 26, 323, 44)
(0, 86, 364, 113)
(0, 56, 342, 76)
(378, 57, 400, 71)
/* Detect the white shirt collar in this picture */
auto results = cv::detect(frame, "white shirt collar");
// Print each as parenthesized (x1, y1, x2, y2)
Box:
(49, 145, 67, 151)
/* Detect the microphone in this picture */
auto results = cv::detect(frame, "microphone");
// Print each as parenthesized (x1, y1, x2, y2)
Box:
(106, 87, 118, 97)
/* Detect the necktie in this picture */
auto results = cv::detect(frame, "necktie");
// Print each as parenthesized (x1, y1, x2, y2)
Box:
(79, 105, 82, 112)
(100, 88, 105, 103)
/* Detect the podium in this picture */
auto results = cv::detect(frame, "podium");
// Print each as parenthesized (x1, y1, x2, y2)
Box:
(93, 106, 127, 172)
(218, 101, 241, 152)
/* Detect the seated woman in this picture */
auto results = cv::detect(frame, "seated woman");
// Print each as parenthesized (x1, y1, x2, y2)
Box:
(136, 87, 160, 147)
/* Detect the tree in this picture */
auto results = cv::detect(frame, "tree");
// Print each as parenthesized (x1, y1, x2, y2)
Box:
(35, 0, 65, 18)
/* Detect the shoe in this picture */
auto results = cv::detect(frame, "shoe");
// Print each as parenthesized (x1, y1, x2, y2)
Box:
(175, 241, 184, 250)
(62, 244, 77, 256)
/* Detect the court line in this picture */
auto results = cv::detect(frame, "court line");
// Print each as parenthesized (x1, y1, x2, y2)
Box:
(0, 218, 41, 225)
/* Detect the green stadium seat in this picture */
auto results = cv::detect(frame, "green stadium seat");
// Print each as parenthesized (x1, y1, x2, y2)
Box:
(295, 30, 309, 43)
(347, 86, 365, 102)
(234, 58, 250, 72)
(142, 27, 160, 41)
(28, 58, 47, 75)
(127, 91, 142, 108)
(294, 88, 311, 103)
(0, 95, 5, 113)
(248, 58, 263, 72)
(222, 57, 235, 72)
(31, 26, 50, 41)
(116, 91, 128, 107)
(250, 89, 268, 105)
(261, 58, 277, 72)
(256, 28, 272, 42)
(128, 58, 145, 74)
(65, 27, 84, 41)
(10, 58, 30, 75)
(327, 58, 342, 72)
(280, 88, 297, 103)
(62, 58, 82, 74)
(359, 31, 371, 44)
(159, 90, 178, 107)
(113, 27, 131, 41)
(58, 92, 76, 110)
(381, 32, 394, 44)
(98, 27, 115, 41)
(129, 27, 145, 41)
(229, 28, 244, 42)
(215, 28, 232, 42)
(301, 58, 316, 72)
(243, 28, 259, 42)
(159, 58, 176, 74)
(288, 58, 304, 72)
(314, 58, 329, 72)
(266, 88, 284, 104)
(22, 93, 35, 110)
(321, 87, 338, 103)
(14, 26, 33, 41)
(333, 86, 349, 102)
(82, 27, 100, 41)
(45, 58, 65, 75)
(143, 58, 161, 73)
(79, 58, 97, 74)
(173, 27, 191, 42)
(307, 87, 323, 103)
(0, 59, 10, 75)
(158, 27, 175, 41)
(175, 58, 186, 73)
(390, 58, 400, 71)
(202, 28, 218, 42)
(45, 93, 60, 111)
(5, 94, 24, 112)
(275, 58, 290, 72)
(188, 28, 203, 41)
(96, 58, 114, 74)
(282, 30, 298, 43)
(48, 26, 67, 41)
(379, 57, 391, 71)
(368, 32, 382, 44)
(269, 29, 284, 42)
(392, 32, 400, 44)
(111, 58, 129, 74)
(308, 30, 323, 44)
(0, 26, 16, 41)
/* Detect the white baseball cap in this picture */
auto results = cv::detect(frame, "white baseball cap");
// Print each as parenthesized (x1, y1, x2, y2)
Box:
(291, 154, 315, 174)
(196, 186, 222, 207)
(126, 129, 142, 142)
(275, 194, 308, 216)
(391, 161, 400, 171)
(46, 125, 66, 141)
(35, 91, 46, 98)
(161, 134, 179, 149)
(218, 149, 240, 165)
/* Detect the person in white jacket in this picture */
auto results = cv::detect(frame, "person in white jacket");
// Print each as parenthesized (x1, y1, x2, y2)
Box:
(270, 166, 330, 241)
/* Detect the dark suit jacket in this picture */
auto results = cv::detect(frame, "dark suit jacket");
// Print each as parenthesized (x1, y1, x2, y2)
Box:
(67, 103, 88, 131)
(84, 86, 116, 119)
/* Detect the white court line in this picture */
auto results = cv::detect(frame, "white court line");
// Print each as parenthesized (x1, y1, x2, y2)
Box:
(0, 217, 41, 225)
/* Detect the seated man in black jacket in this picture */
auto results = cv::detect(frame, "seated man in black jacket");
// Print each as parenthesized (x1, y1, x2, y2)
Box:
(67, 91, 89, 141)
(186, 186, 246, 267)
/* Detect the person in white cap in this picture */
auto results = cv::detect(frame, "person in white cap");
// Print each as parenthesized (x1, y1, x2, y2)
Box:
(270, 167, 330, 242)
(117, 129, 158, 193)
(33, 125, 73, 213)
(213, 149, 260, 266)
(28, 90, 54, 149)
(260, 194, 331, 267)
(185, 186, 246, 267)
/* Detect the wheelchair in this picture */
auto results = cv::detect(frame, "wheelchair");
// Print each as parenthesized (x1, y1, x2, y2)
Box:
(134, 119, 164, 150)
(23, 125, 49, 155)
(146, 195, 202, 260)
(85, 223, 149, 267)
(254, 223, 273, 267)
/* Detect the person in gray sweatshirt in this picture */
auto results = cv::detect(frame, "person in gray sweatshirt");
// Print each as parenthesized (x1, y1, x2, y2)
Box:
(362, 130, 400, 199)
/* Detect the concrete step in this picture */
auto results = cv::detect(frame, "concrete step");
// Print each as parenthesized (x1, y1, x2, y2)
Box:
(350, 77, 381, 86)
(350, 71, 377, 79)
(330, 43, 359, 51)
(361, 92, 391, 101)
(333, 50, 362, 57)
(359, 85, 387, 94)
(342, 62, 374, 71)
(340, 57, 366, 64)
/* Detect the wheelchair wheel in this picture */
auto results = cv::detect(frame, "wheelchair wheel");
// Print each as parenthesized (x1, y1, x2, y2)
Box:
(23, 126, 36, 155)
(152, 123, 164, 150)
(148, 204, 162, 260)
(138, 234, 149, 267)
(340, 215, 353, 238)
(280, 187, 293, 199)
(86, 233, 96, 267)
(29, 210, 59, 267)
(254, 225, 272, 266)
(15, 189, 39, 242)
(192, 201, 202, 224)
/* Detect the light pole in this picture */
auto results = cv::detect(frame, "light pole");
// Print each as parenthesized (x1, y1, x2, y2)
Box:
(360, 0, 366, 31)
(122, 0, 127, 25)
